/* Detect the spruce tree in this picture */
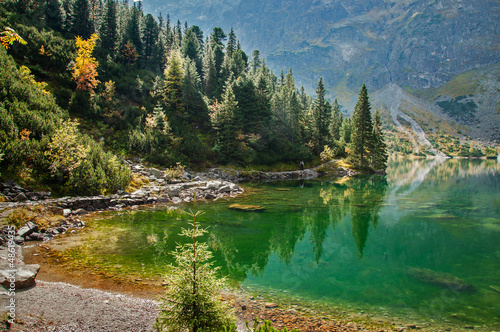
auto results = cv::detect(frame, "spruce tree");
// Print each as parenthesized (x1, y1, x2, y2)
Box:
(125, 5, 142, 55)
(99, 0, 118, 57)
(251, 50, 261, 73)
(202, 45, 218, 100)
(182, 29, 202, 71)
(163, 51, 185, 116)
(210, 84, 239, 162)
(143, 14, 159, 61)
(156, 210, 234, 332)
(44, 0, 64, 31)
(189, 26, 204, 49)
(226, 27, 236, 58)
(312, 77, 332, 154)
(72, 0, 94, 38)
(329, 98, 343, 141)
(351, 84, 373, 168)
(371, 109, 388, 170)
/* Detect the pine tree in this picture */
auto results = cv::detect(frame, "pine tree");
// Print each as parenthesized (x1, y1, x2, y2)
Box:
(312, 77, 332, 154)
(125, 5, 142, 55)
(351, 84, 373, 168)
(209, 27, 226, 47)
(156, 210, 234, 332)
(143, 14, 159, 61)
(189, 26, 204, 49)
(251, 50, 261, 73)
(44, 0, 64, 31)
(163, 51, 185, 116)
(231, 49, 247, 78)
(371, 109, 388, 170)
(181, 29, 202, 74)
(99, 0, 118, 57)
(182, 58, 208, 125)
(329, 98, 343, 141)
(72, 0, 94, 38)
(210, 84, 238, 162)
(226, 27, 236, 58)
(202, 45, 218, 100)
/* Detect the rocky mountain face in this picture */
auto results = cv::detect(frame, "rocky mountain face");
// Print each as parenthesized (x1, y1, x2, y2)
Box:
(143, 0, 499, 144)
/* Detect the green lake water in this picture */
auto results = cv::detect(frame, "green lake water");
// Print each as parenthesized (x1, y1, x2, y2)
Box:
(83, 159, 500, 329)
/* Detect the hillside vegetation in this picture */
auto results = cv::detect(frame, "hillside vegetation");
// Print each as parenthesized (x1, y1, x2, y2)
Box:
(0, 0, 390, 196)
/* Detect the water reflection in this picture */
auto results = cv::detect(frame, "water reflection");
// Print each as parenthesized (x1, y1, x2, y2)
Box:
(86, 159, 500, 329)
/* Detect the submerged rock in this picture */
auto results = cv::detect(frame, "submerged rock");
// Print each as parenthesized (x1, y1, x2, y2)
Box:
(407, 267, 476, 292)
(228, 204, 265, 212)
(489, 285, 500, 294)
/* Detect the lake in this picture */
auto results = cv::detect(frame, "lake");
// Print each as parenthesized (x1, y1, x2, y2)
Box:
(77, 158, 500, 330)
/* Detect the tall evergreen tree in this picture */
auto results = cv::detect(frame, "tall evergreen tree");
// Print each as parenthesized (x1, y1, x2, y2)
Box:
(312, 77, 332, 154)
(44, 0, 64, 31)
(210, 83, 239, 162)
(351, 84, 373, 168)
(251, 50, 261, 73)
(189, 26, 204, 49)
(371, 110, 388, 170)
(181, 29, 202, 74)
(163, 51, 185, 117)
(125, 5, 142, 55)
(226, 27, 236, 58)
(209, 27, 226, 46)
(143, 14, 159, 61)
(182, 58, 208, 126)
(202, 45, 218, 100)
(329, 98, 343, 141)
(72, 0, 94, 38)
(99, 0, 118, 57)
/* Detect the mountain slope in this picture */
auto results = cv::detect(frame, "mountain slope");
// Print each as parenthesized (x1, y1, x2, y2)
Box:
(372, 84, 452, 156)
(142, 0, 499, 145)
(143, 0, 499, 97)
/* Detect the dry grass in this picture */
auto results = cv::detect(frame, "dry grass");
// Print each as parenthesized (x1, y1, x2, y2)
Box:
(125, 173, 150, 193)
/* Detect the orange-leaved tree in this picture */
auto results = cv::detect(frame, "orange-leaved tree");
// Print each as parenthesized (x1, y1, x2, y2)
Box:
(72, 33, 99, 93)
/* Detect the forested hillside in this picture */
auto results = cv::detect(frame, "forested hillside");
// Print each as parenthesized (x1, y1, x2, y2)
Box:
(0, 0, 389, 196)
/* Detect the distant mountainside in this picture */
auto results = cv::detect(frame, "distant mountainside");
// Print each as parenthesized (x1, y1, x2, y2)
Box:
(142, 0, 500, 144)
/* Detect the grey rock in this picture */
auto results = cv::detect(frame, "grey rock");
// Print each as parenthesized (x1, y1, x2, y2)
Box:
(218, 185, 231, 193)
(148, 168, 164, 178)
(171, 197, 182, 204)
(12, 192, 27, 202)
(0, 263, 41, 289)
(73, 208, 87, 215)
(17, 222, 38, 238)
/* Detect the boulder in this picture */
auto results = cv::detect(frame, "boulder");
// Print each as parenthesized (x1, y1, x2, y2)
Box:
(171, 197, 183, 204)
(407, 267, 476, 292)
(0, 263, 40, 290)
(17, 222, 38, 238)
(218, 185, 232, 193)
(12, 192, 27, 202)
(73, 208, 87, 215)
(149, 168, 164, 178)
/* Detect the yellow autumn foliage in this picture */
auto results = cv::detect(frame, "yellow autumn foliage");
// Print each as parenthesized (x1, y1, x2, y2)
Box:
(72, 33, 99, 93)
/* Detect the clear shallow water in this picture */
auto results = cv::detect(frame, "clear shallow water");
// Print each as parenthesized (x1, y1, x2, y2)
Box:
(83, 159, 500, 329)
